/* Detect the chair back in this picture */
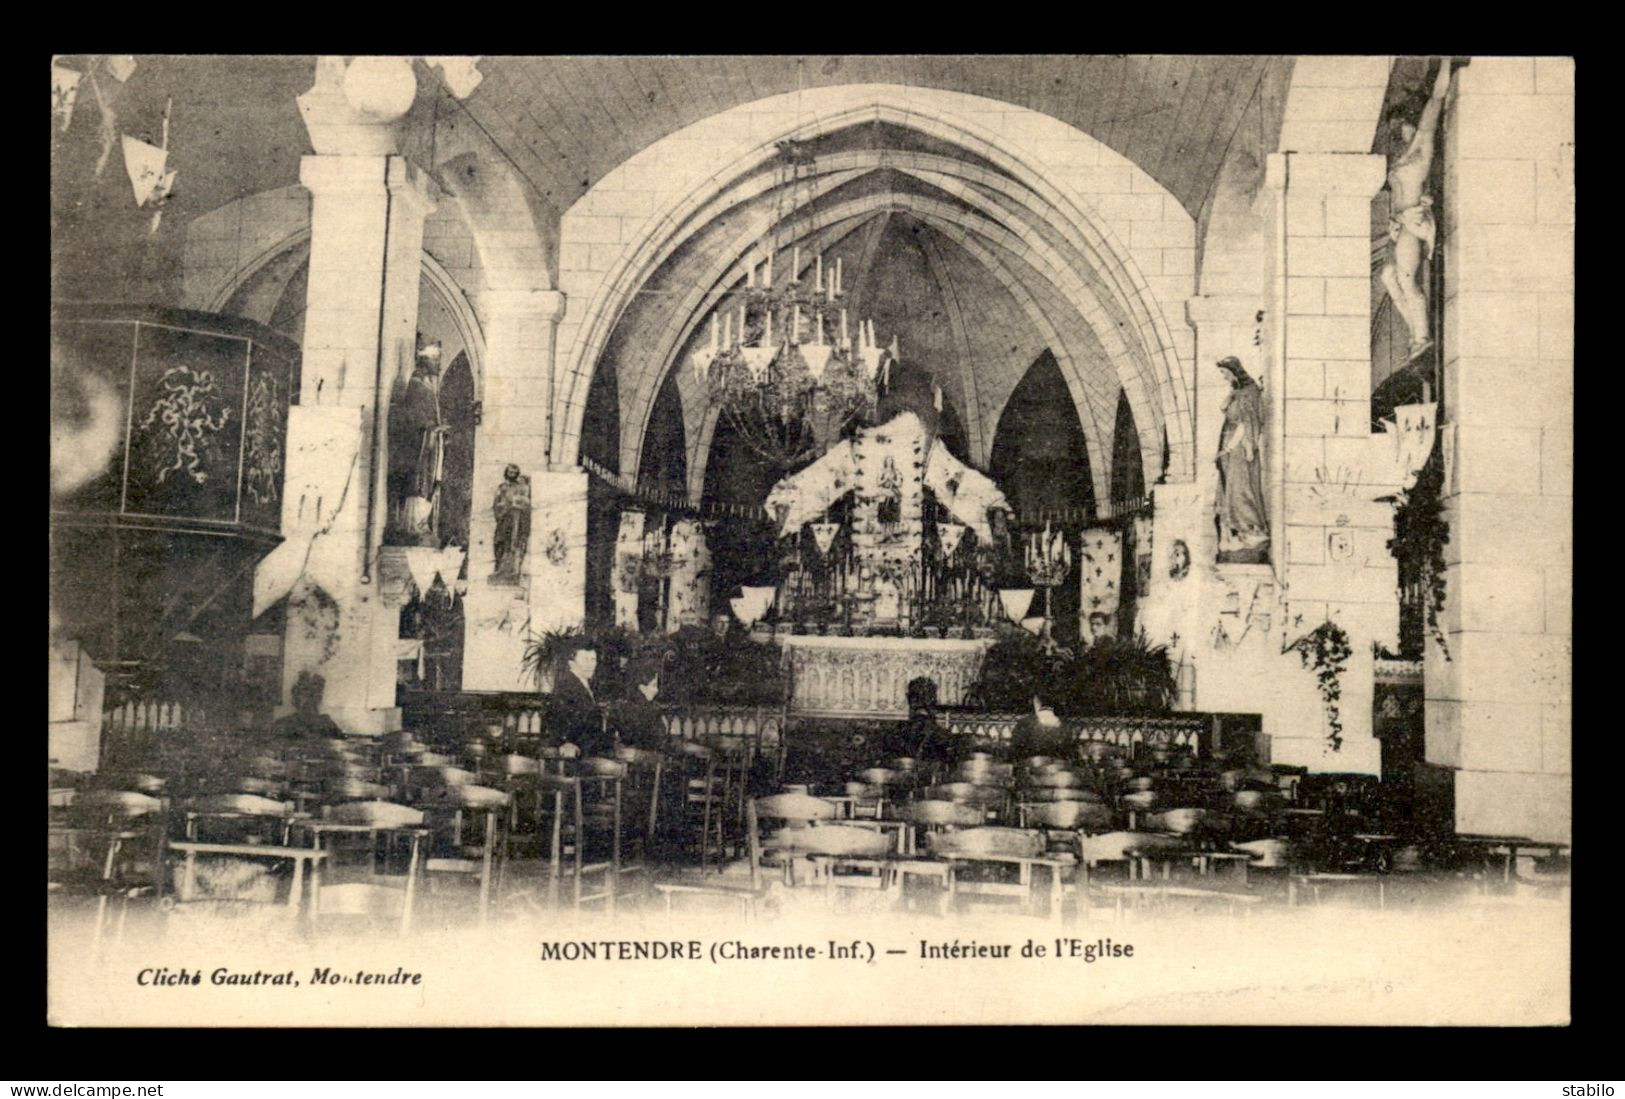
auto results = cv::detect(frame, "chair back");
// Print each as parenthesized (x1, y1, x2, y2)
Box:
(326, 778, 392, 802)
(927, 826, 1043, 859)
(412, 765, 475, 788)
(1080, 830, 1182, 866)
(1027, 768, 1084, 789)
(901, 800, 984, 828)
(329, 800, 425, 828)
(1122, 790, 1159, 811)
(416, 783, 510, 811)
(614, 746, 663, 768)
(183, 793, 291, 817)
(1023, 800, 1115, 832)
(1232, 837, 1296, 869)
(925, 782, 1002, 806)
(957, 759, 1012, 784)
(579, 757, 629, 779)
(93, 772, 167, 795)
(775, 824, 892, 858)
(1147, 807, 1207, 835)
(496, 754, 541, 777)
(755, 792, 839, 823)
(67, 789, 164, 824)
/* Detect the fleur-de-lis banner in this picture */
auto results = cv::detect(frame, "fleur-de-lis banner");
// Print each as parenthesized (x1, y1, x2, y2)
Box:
(1395, 402, 1438, 488)
(1079, 527, 1122, 614)
(52, 65, 82, 131)
(121, 135, 176, 208)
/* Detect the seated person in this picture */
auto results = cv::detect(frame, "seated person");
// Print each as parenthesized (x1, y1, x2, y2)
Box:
(549, 641, 613, 758)
(887, 676, 956, 769)
(611, 658, 670, 753)
(1008, 692, 1071, 762)
(269, 671, 342, 742)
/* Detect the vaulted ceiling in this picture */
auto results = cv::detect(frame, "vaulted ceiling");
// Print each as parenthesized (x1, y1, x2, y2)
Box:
(51, 55, 1290, 302)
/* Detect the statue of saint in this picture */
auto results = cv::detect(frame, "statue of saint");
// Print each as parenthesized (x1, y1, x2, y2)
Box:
(1214, 357, 1269, 564)
(1379, 60, 1453, 360)
(389, 339, 448, 545)
(491, 463, 531, 584)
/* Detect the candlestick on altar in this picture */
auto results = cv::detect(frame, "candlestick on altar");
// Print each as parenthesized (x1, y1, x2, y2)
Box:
(840, 308, 849, 345)
(815, 254, 822, 291)
(709, 313, 719, 351)
(764, 306, 773, 347)
(835, 257, 843, 295)
(792, 245, 800, 280)
(792, 304, 801, 344)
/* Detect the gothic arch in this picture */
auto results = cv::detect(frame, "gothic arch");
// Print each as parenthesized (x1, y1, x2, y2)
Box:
(554, 84, 1198, 484)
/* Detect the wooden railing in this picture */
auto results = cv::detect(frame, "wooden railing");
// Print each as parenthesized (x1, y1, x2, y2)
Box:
(937, 710, 1220, 756)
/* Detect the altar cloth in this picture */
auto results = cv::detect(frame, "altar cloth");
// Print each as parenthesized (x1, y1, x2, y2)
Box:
(781, 634, 993, 716)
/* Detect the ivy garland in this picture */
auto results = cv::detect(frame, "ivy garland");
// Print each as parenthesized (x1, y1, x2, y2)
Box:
(1388, 446, 1451, 661)
(1292, 621, 1352, 751)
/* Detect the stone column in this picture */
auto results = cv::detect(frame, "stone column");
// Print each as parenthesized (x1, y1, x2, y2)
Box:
(461, 288, 573, 692)
(279, 152, 432, 734)
(1428, 58, 1572, 842)
(1237, 150, 1395, 773)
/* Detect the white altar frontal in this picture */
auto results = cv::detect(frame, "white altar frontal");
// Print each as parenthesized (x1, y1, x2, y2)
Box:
(782, 634, 992, 717)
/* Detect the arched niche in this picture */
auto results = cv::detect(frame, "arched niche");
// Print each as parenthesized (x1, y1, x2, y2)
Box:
(989, 350, 1095, 642)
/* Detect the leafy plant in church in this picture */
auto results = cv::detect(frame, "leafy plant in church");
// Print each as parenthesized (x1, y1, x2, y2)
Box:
(1387, 445, 1451, 661)
(1291, 620, 1352, 751)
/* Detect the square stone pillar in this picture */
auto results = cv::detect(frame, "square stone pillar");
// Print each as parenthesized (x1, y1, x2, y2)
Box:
(1232, 149, 1395, 773)
(461, 288, 573, 692)
(1429, 58, 1572, 842)
(279, 154, 432, 733)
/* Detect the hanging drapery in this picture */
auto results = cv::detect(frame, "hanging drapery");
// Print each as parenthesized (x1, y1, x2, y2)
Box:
(1080, 527, 1122, 641)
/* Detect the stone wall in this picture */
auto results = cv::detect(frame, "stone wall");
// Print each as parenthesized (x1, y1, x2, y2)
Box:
(1429, 57, 1572, 841)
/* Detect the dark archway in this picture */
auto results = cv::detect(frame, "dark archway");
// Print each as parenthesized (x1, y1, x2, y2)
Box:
(989, 350, 1095, 644)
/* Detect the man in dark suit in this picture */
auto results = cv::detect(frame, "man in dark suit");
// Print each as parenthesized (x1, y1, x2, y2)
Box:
(550, 642, 610, 757)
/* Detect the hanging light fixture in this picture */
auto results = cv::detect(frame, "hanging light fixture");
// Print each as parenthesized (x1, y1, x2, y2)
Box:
(689, 142, 895, 470)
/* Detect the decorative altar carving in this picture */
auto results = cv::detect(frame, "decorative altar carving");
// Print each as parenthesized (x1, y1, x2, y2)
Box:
(765, 411, 1012, 633)
(782, 634, 992, 716)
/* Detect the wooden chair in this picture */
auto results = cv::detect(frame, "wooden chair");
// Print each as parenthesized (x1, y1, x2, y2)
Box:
(927, 826, 1069, 920)
(413, 783, 509, 925)
(49, 789, 167, 947)
(296, 800, 427, 937)
(669, 742, 725, 871)
(751, 795, 893, 903)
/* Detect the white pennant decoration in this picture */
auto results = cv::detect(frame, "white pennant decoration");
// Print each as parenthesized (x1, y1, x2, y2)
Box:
(104, 55, 137, 83)
(810, 521, 839, 556)
(937, 521, 966, 558)
(401, 546, 441, 599)
(52, 65, 82, 131)
(800, 342, 834, 382)
(121, 135, 168, 207)
(1395, 401, 1438, 489)
(425, 56, 483, 99)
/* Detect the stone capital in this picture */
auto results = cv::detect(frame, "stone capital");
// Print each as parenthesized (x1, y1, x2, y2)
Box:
(297, 56, 417, 157)
(486, 288, 568, 323)
(1278, 152, 1388, 198)
(299, 155, 436, 215)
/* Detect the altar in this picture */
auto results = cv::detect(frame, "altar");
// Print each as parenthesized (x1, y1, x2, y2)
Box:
(781, 633, 993, 717)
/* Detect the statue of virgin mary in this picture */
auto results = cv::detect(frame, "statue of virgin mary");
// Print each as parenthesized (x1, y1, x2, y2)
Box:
(1214, 357, 1270, 564)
